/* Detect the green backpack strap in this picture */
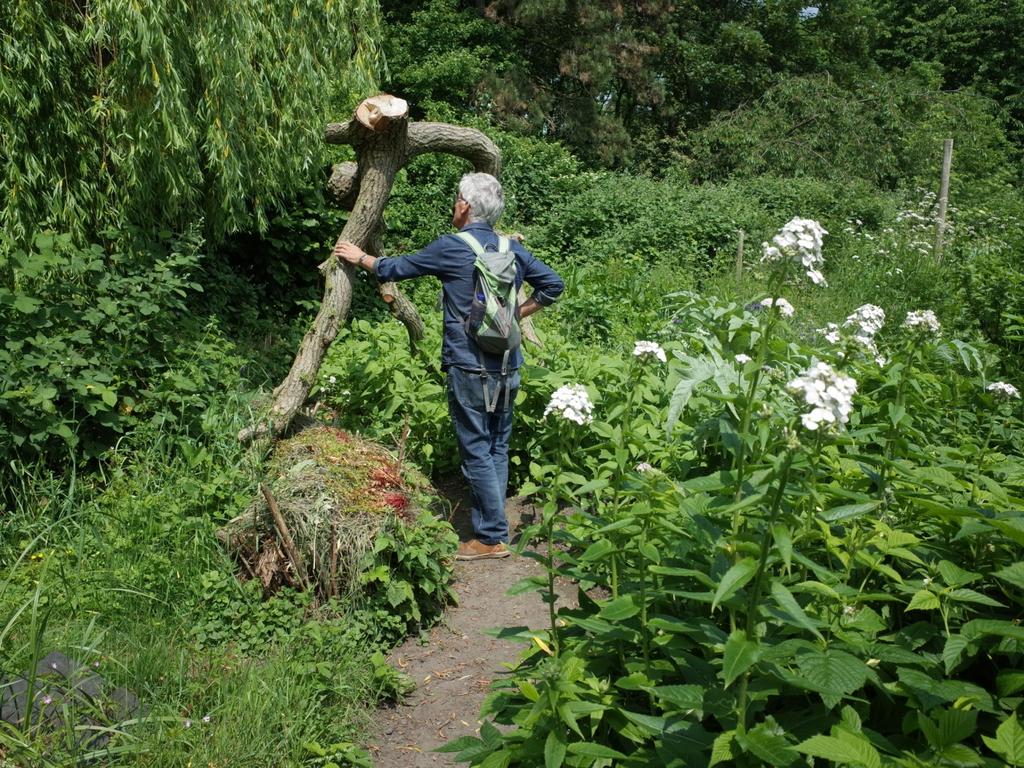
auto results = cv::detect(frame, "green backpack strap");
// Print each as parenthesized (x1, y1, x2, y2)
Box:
(455, 231, 485, 256)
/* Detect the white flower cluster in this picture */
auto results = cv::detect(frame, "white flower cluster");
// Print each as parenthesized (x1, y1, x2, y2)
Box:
(903, 309, 941, 334)
(987, 381, 1021, 400)
(761, 217, 829, 285)
(735, 354, 752, 364)
(544, 384, 595, 425)
(819, 304, 887, 365)
(787, 362, 858, 431)
(635, 462, 655, 473)
(633, 340, 667, 363)
(846, 304, 886, 337)
(759, 297, 795, 317)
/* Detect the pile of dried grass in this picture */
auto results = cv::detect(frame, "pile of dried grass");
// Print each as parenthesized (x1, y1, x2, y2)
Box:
(219, 426, 440, 600)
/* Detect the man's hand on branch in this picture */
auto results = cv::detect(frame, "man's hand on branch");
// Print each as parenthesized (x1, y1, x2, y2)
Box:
(334, 241, 375, 271)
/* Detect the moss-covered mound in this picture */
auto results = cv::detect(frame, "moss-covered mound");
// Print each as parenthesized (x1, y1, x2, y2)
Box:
(221, 427, 457, 616)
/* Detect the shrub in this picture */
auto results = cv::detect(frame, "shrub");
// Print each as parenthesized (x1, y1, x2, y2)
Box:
(448, 287, 1024, 767)
(0, 228, 248, 475)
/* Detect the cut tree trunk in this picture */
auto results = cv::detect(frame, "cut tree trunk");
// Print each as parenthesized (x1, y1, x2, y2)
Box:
(239, 95, 502, 444)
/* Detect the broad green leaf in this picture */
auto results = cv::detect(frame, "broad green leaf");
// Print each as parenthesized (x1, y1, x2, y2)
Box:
(918, 709, 977, 750)
(982, 714, 1024, 766)
(621, 709, 677, 735)
(770, 581, 823, 640)
(737, 723, 799, 766)
(711, 558, 758, 611)
(997, 671, 1024, 697)
(566, 742, 627, 760)
(772, 524, 792, 569)
(942, 634, 973, 674)
(518, 681, 539, 702)
(435, 735, 481, 754)
(962, 619, 1024, 642)
(479, 749, 511, 768)
(557, 703, 583, 737)
(993, 562, 1024, 591)
(796, 731, 881, 768)
(508, 575, 547, 595)
(639, 540, 661, 564)
(937, 560, 981, 587)
(794, 580, 842, 601)
(948, 588, 1005, 608)
(709, 730, 737, 767)
(666, 355, 717, 435)
(796, 649, 867, 696)
(13, 294, 41, 313)
(681, 471, 733, 492)
(988, 518, 1024, 547)
(556, 701, 605, 738)
(905, 589, 940, 611)
(544, 729, 566, 768)
(820, 501, 881, 522)
(574, 477, 610, 496)
(579, 538, 616, 562)
(480, 721, 502, 748)
(599, 595, 639, 621)
(651, 685, 703, 714)
(722, 630, 761, 688)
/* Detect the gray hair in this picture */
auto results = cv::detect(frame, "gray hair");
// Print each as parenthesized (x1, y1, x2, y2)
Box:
(458, 172, 505, 226)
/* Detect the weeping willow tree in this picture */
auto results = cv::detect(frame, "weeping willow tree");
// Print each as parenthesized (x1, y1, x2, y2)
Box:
(0, 0, 383, 248)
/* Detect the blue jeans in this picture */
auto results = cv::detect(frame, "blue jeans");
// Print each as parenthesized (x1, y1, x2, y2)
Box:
(446, 366, 520, 545)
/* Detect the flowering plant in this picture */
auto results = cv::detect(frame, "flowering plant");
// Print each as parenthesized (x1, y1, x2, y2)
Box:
(543, 384, 595, 425)
(903, 308, 941, 334)
(760, 217, 828, 285)
(986, 381, 1020, 400)
(787, 361, 858, 431)
(758, 297, 795, 317)
(632, 340, 667, 363)
(819, 303, 887, 365)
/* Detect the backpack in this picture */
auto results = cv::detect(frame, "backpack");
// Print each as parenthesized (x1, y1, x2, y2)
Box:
(456, 232, 522, 410)
(456, 232, 522, 357)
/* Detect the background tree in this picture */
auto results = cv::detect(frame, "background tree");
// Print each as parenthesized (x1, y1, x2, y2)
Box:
(873, 0, 1024, 147)
(0, 0, 383, 250)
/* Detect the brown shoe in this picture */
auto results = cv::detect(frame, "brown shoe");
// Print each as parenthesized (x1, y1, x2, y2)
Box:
(456, 539, 510, 561)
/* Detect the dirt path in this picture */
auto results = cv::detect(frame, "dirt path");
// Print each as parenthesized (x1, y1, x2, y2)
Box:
(367, 495, 573, 767)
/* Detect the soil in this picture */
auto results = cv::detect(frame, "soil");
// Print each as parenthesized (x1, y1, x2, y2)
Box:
(366, 487, 575, 767)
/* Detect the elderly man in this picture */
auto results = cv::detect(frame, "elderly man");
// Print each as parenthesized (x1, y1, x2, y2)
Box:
(335, 172, 565, 560)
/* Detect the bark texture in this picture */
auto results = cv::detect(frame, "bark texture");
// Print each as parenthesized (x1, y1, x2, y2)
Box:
(240, 96, 502, 443)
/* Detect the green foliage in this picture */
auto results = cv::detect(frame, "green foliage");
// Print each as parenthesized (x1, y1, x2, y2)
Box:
(0, 0, 381, 248)
(320, 317, 455, 474)
(874, 0, 1024, 148)
(382, 0, 514, 119)
(382, 0, 881, 168)
(0, 228, 251, 475)
(0, 384, 442, 766)
(449, 276, 1024, 766)
(361, 511, 459, 643)
(525, 170, 893, 284)
(688, 71, 1016, 193)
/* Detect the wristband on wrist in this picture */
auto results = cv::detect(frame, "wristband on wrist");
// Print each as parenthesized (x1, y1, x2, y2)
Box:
(358, 253, 370, 268)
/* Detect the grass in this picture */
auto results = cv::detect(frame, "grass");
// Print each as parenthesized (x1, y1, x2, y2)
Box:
(0, 388, 391, 766)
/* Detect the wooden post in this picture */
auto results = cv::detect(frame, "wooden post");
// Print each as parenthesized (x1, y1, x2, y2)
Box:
(934, 138, 953, 262)
(735, 230, 745, 281)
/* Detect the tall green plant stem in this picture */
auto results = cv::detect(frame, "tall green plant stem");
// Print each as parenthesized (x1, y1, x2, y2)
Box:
(736, 448, 795, 732)
(728, 302, 779, 641)
(545, 499, 559, 655)
(732, 304, 781, 513)
(969, 414, 999, 506)
(878, 347, 917, 504)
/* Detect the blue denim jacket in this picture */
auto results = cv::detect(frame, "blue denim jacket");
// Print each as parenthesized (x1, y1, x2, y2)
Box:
(374, 222, 565, 373)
